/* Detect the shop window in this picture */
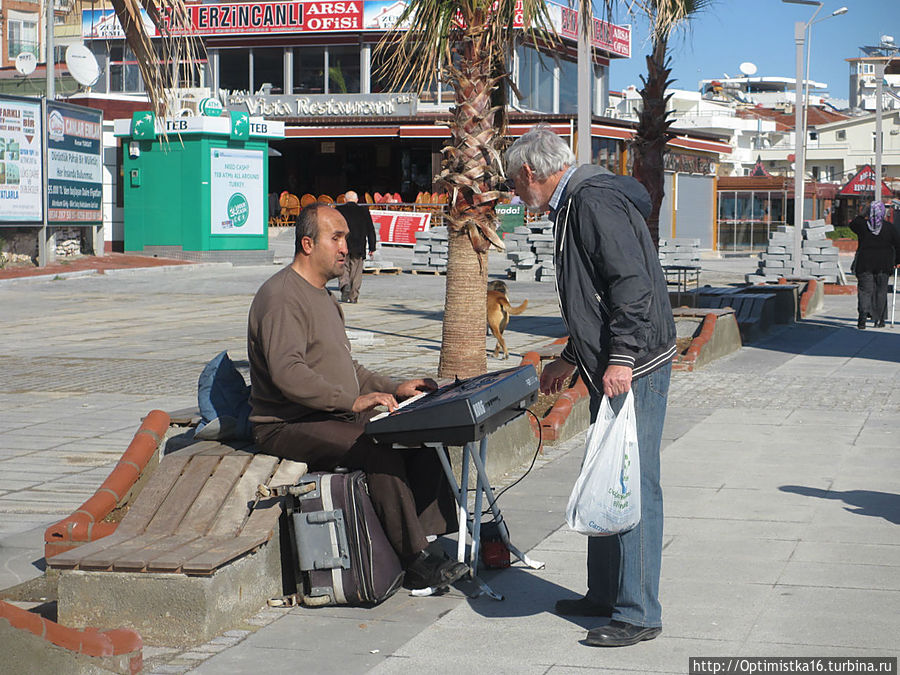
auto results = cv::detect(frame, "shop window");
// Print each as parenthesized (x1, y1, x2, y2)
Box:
(559, 58, 578, 114)
(515, 44, 554, 113)
(219, 50, 250, 92)
(592, 138, 619, 174)
(253, 48, 284, 94)
(328, 45, 360, 93)
(294, 46, 325, 94)
(8, 12, 39, 60)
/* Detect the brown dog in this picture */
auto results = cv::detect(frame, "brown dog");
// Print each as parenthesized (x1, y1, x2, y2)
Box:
(487, 280, 528, 359)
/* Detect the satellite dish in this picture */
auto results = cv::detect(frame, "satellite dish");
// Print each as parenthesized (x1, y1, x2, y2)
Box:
(65, 44, 100, 87)
(15, 52, 37, 76)
(739, 62, 758, 76)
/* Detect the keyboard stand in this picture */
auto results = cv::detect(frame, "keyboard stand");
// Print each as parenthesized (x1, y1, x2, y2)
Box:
(415, 438, 544, 601)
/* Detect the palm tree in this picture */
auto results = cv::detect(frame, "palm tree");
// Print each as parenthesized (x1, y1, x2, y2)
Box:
(605, 0, 710, 246)
(376, 0, 554, 379)
(107, 0, 199, 116)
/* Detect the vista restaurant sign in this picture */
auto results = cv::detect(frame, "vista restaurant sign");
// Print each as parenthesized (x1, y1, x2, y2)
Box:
(225, 92, 417, 118)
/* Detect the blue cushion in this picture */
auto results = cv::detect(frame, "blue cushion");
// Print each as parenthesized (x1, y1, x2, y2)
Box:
(195, 351, 253, 440)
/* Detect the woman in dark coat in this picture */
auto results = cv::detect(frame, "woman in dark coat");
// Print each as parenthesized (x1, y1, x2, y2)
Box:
(850, 202, 900, 329)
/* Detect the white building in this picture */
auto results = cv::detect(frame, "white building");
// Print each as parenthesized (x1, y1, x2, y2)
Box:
(847, 54, 900, 113)
(609, 85, 778, 176)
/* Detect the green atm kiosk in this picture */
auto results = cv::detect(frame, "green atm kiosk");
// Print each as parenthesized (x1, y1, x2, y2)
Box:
(114, 106, 284, 263)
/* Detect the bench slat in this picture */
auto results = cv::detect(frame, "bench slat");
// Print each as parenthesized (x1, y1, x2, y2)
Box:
(238, 459, 308, 536)
(111, 534, 201, 572)
(49, 532, 150, 570)
(145, 455, 222, 534)
(206, 455, 279, 537)
(192, 440, 255, 456)
(181, 534, 271, 575)
(115, 443, 218, 535)
(75, 533, 171, 571)
(176, 454, 252, 535)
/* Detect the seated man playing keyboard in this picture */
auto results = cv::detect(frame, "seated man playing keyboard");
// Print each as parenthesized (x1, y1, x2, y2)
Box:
(248, 203, 467, 590)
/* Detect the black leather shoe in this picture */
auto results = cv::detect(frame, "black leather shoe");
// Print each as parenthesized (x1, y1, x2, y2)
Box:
(585, 620, 661, 647)
(404, 551, 469, 590)
(858, 318, 866, 329)
(875, 319, 885, 328)
(554, 596, 613, 617)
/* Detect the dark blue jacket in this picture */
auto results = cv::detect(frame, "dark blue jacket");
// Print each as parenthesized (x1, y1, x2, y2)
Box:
(554, 165, 676, 394)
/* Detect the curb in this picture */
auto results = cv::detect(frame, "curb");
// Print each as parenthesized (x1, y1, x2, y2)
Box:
(44, 411, 170, 560)
(824, 283, 857, 295)
(0, 600, 142, 674)
(798, 278, 818, 317)
(519, 337, 590, 442)
(0, 262, 233, 286)
(673, 312, 718, 372)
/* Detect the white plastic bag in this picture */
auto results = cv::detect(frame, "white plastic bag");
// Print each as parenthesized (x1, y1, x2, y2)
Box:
(566, 390, 641, 535)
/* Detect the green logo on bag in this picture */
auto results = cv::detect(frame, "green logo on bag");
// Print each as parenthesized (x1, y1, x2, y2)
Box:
(227, 193, 249, 228)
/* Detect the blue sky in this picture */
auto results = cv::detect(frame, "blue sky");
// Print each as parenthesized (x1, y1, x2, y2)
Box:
(605, 0, 899, 101)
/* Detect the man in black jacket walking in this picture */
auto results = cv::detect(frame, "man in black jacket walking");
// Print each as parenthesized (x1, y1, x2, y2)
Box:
(336, 191, 377, 303)
(505, 125, 676, 648)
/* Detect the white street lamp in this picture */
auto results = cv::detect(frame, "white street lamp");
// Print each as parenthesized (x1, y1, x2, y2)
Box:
(782, 0, 847, 277)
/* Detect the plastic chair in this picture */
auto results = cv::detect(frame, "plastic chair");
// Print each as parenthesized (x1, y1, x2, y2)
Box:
(318, 194, 334, 204)
(300, 193, 317, 208)
(272, 192, 300, 226)
(336, 193, 346, 204)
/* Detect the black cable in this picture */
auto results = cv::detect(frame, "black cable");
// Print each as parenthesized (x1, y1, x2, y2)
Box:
(480, 408, 544, 517)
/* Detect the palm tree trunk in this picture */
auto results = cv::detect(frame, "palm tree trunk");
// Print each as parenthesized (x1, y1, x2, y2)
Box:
(631, 37, 673, 248)
(437, 21, 503, 379)
(439, 234, 488, 378)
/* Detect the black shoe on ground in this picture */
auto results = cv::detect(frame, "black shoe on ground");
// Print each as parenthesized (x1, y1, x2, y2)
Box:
(403, 551, 469, 590)
(858, 318, 866, 329)
(875, 319, 885, 328)
(585, 620, 661, 647)
(554, 596, 613, 617)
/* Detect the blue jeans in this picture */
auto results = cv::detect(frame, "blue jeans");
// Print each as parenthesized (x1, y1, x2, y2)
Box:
(584, 361, 671, 628)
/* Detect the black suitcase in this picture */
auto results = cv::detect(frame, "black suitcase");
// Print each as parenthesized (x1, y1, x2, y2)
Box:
(283, 471, 404, 607)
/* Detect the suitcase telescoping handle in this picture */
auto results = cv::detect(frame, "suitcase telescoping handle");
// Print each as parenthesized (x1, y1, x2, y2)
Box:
(256, 482, 317, 500)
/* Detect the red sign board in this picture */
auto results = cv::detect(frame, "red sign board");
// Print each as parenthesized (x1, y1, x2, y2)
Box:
(370, 209, 431, 245)
(164, 1, 362, 36)
(839, 164, 892, 197)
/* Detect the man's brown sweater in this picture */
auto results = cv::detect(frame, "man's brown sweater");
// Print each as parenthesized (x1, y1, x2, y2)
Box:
(248, 266, 397, 423)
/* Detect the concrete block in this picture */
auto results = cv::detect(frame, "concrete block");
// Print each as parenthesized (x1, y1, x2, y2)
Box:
(0, 619, 138, 675)
(58, 529, 286, 648)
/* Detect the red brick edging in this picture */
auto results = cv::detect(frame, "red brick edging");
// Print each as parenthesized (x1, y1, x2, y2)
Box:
(44, 410, 171, 560)
(520, 337, 590, 442)
(823, 284, 857, 295)
(0, 600, 142, 673)
(673, 313, 718, 372)
(798, 278, 817, 318)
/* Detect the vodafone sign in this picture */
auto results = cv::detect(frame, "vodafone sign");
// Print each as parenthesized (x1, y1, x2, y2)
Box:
(164, 1, 362, 36)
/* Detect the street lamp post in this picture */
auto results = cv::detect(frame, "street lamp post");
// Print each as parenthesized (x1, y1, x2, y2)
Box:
(869, 38, 898, 205)
(782, 0, 847, 277)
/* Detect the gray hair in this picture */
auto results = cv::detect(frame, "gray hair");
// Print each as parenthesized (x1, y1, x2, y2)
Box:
(505, 125, 576, 180)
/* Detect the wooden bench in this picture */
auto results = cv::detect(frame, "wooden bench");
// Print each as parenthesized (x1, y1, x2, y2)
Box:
(51, 439, 306, 646)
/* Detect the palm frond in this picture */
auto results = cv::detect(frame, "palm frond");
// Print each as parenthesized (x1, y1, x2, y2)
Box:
(110, 0, 204, 119)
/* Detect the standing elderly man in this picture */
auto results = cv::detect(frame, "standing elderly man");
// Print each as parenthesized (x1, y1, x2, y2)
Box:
(505, 125, 676, 647)
(248, 203, 467, 591)
(336, 190, 377, 303)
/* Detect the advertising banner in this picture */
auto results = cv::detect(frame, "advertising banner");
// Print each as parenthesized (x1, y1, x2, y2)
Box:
(47, 102, 103, 223)
(371, 209, 430, 245)
(82, 0, 629, 54)
(210, 147, 265, 235)
(0, 95, 43, 223)
(496, 203, 525, 234)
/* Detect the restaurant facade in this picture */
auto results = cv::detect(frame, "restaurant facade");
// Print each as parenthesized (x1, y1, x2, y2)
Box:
(69, 0, 731, 250)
